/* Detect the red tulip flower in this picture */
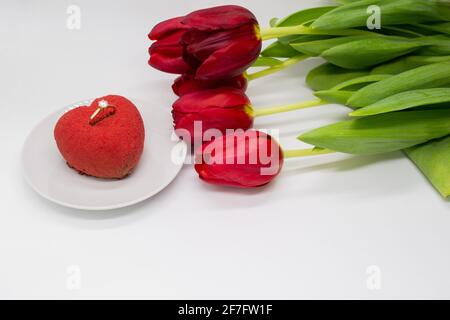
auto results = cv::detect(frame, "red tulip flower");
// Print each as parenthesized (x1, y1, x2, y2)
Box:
(172, 74, 248, 96)
(195, 130, 284, 188)
(172, 87, 254, 144)
(149, 5, 262, 80)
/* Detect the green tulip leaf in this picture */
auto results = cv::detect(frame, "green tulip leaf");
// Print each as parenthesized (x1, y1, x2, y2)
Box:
(348, 62, 450, 108)
(306, 63, 369, 91)
(298, 110, 450, 155)
(414, 22, 450, 35)
(275, 6, 336, 27)
(405, 135, 450, 198)
(321, 37, 428, 69)
(290, 35, 367, 56)
(314, 90, 355, 105)
(331, 74, 392, 91)
(278, 34, 332, 46)
(261, 41, 301, 58)
(252, 57, 283, 67)
(371, 55, 450, 75)
(312, 0, 450, 31)
(351, 88, 450, 116)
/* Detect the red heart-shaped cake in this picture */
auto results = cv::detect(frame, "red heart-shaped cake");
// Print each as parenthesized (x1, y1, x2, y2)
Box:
(54, 95, 145, 179)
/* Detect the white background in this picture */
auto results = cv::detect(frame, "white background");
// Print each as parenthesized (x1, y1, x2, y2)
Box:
(1, 0, 449, 299)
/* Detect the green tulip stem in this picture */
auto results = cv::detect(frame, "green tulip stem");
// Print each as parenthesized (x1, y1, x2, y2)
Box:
(246, 55, 307, 81)
(254, 99, 325, 117)
(259, 25, 376, 41)
(283, 148, 335, 158)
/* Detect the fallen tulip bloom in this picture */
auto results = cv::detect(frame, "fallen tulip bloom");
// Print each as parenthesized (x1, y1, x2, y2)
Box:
(172, 74, 248, 96)
(149, 5, 262, 80)
(194, 130, 335, 188)
(194, 130, 283, 188)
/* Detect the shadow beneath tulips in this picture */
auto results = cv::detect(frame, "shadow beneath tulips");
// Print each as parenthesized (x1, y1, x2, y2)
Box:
(195, 176, 283, 211)
(281, 152, 422, 199)
(282, 152, 450, 201)
(283, 152, 403, 175)
(197, 178, 279, 196)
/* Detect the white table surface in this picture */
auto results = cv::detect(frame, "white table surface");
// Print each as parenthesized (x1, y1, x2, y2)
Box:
(1, 0, 449, 299)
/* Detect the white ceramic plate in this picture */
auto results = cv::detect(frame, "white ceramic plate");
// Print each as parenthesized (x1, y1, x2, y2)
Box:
(22, 98, 187, 211)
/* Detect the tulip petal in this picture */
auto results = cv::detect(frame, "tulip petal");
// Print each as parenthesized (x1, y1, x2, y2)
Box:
(149, 16, 189, 40)
(174, 108, 253, 142)
(195, 142, 248, 187)
(148, 29, 190, 74)
(173, 88, 251, 113)
(172, 87, 255, 145)
(148, 50, 190, 74)
(195, 163, 247, 188)
(183, 5, 257, 31)
(172, 74, 248, 96)
(149, 29, 186, 53)
(195, 37, 262, 80)
(183, 24, 259, 63)
(194, 130, 283, 188)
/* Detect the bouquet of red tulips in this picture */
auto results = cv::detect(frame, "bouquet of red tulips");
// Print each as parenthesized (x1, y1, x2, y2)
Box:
(148, 1, 450, 198)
